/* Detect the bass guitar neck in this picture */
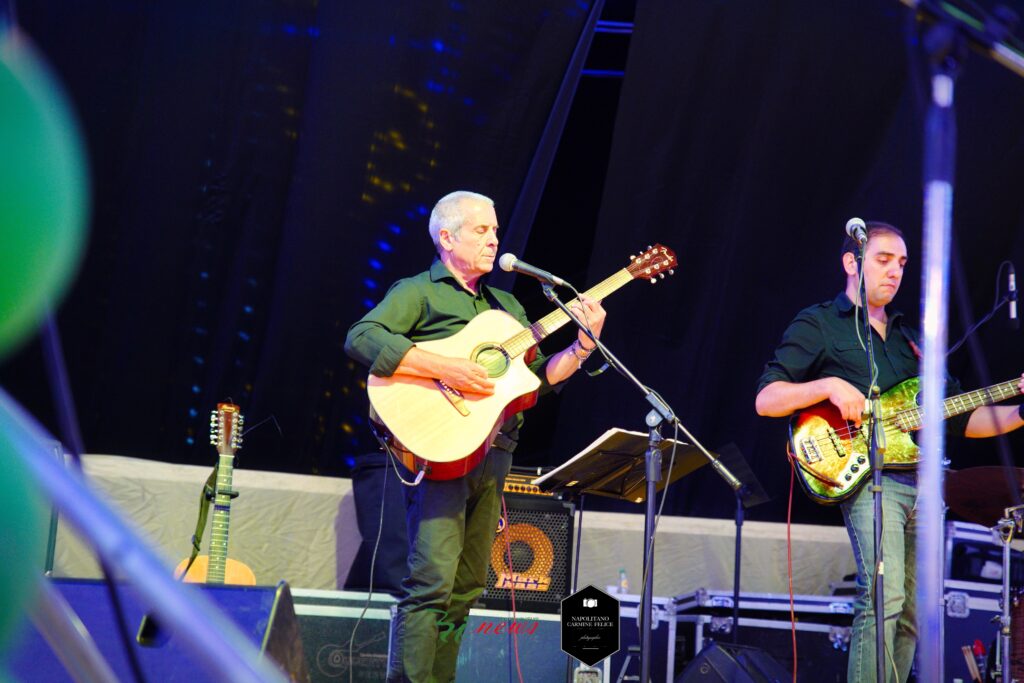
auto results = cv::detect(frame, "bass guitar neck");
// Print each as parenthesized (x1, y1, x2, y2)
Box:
(788, 375, 1022, 504)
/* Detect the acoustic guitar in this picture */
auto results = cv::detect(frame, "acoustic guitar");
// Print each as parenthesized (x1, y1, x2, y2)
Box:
(788, 376, 1023, 504)
(175, 403, 256, 584)
(367, 245, 678, 480)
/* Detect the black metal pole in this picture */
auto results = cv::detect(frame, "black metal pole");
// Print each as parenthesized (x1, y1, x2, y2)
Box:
(640, 413, 663, 683)
(855, 241, 888, 683)
(732, 493, 743, 644)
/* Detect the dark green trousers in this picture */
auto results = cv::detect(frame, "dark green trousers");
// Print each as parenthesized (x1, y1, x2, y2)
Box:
(387, 447, 512, 683)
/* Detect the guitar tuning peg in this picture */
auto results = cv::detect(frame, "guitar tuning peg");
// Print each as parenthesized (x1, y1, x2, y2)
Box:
(659, 273, 665, 279)
(669, 269, 675, 275)
(650, 277, 657, 284)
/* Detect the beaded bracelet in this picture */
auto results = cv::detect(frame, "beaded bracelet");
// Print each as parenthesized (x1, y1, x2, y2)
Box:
(570, 339, 594, 364)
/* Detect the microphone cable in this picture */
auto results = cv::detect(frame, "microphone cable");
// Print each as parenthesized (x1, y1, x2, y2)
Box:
(948, 260, 1017, 356)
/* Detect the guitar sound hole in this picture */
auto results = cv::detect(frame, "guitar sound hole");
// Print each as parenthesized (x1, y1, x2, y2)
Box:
(473, 344, 511, 378)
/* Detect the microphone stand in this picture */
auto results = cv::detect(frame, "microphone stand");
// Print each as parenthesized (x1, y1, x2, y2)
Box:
(855, 247, 888, 683)
(540, 282, 742, 683)
(732, 486, 746, 644)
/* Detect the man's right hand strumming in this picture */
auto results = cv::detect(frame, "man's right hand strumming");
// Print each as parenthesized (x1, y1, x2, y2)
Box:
(392, 346, 496, 395)
(825, 376, 868, 427)
(435, 357, 495, 395)
(756, 375, 866, 427)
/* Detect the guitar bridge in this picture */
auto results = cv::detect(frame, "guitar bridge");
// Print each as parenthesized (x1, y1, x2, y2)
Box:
(799, 437, 823, 464)
(434, 379, 471, 416)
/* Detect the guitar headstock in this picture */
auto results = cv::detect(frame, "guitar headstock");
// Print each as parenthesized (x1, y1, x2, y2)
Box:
(627, 244, 677, 284)
(210, 403, 244, 455)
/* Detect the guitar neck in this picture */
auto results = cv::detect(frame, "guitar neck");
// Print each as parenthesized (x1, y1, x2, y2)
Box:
(206, 452, 235, 585)
(900, 378, 1022, 430)
(501, 269, 635, 358)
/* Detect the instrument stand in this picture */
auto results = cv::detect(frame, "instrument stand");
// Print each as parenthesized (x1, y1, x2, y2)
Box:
(540, 275, 743, 683)
(996, 505, 1024, 683)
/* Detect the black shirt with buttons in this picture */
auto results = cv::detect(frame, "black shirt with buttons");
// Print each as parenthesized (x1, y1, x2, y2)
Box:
(757, 292, 970, 437)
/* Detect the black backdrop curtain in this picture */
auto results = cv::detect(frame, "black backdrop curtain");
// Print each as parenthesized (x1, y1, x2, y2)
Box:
(5, 1, 596, 474)
(6, 1, 1024, 527)
(542, 0, 1024, 524)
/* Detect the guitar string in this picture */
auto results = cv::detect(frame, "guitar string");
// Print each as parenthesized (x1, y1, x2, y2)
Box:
(801, 380, 1021, 459)
(498, 268, 636, 358)
(499, 250, 672, 357)
(809, 380, 1021, 443)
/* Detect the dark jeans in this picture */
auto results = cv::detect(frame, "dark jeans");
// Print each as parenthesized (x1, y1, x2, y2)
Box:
(387, 447, 513, 683)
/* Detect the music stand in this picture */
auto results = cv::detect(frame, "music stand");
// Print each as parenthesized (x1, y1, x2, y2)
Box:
(536, 428, 709, 682)
(532, 427, 710, 502)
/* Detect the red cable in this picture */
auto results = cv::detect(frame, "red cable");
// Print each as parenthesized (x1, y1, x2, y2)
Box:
(788, 458, 798, 683)
(500, 494, 525, 683)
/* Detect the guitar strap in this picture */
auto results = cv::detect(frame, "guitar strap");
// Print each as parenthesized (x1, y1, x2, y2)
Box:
(178, 465, 219, 579)
(480, 284, 510, 316)
(901, 322, 925, 362)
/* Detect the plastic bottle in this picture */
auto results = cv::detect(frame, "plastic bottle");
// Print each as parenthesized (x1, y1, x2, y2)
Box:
(971, 639, 986, 680)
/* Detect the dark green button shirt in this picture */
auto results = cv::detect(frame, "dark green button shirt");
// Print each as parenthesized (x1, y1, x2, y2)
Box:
(757, 292, 969, 436)
(345, 258, 552, 390)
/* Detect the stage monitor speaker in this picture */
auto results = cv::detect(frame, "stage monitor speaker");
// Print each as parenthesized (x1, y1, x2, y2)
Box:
(479, 493, 574, 614)
(676, 642, 790, 682)
(291, 588, 394, 682)
(6, 578, 309, 682)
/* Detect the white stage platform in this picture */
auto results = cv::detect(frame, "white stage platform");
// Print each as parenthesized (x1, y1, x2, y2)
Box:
(53, 455, 856, 597)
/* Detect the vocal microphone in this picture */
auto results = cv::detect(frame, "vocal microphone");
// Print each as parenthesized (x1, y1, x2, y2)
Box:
(846, 217, 868, 245)
(1010, 263, 1018, 330)
(498, 253, 565, 286)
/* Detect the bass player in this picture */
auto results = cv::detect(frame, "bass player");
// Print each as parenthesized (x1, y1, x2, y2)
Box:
(755, 220, 1024, 682)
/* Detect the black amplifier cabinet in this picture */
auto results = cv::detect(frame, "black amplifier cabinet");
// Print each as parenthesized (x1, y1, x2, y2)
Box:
(479, 493, 574, 614)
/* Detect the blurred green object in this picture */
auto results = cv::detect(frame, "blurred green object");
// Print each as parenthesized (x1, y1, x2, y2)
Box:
(0, 20, 87, 665)
(0, 433, 47, 658)
(0, 24, 89, 360)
